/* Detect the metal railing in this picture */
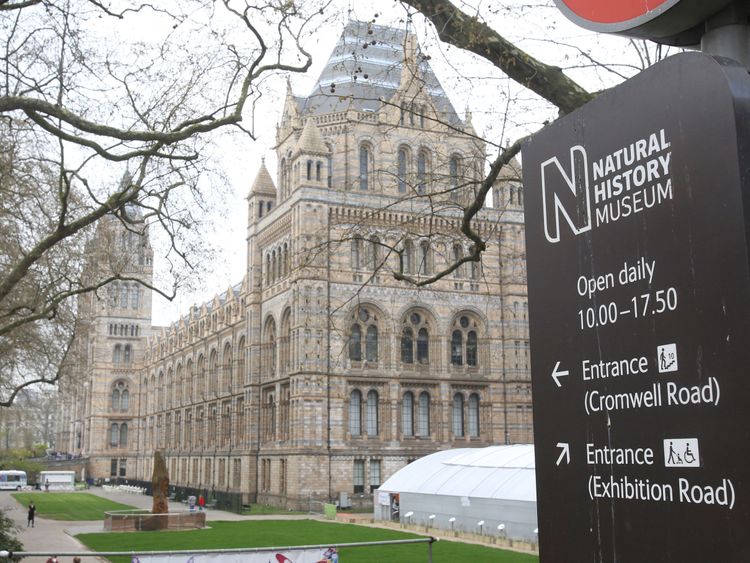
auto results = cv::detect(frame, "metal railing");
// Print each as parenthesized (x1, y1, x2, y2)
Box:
(0, 537, 437, 561)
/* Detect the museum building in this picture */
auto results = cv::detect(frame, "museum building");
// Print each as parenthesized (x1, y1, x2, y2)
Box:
(55, 21, 531, 509)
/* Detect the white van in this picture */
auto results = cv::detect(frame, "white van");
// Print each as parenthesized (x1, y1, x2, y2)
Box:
(0, 470, 27, 490)
(39, 470, 75, 491)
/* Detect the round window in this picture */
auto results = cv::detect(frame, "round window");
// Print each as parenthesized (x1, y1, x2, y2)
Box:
(460, 316, 470, 328)
(358, 309, 370, 322)
(410, 312, 421, 325)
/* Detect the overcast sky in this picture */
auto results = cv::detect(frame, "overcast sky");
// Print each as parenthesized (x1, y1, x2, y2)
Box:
(150, 0, 669, 326)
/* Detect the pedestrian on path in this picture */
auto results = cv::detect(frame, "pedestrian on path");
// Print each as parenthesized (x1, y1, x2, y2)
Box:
(44, 556, 58, 563)
(198, 494, 205, 511)
(27, 502, 35, 528)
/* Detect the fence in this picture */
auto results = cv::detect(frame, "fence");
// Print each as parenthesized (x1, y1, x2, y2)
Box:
(0, 537, 437, 562)
(117, 480, 244, 513)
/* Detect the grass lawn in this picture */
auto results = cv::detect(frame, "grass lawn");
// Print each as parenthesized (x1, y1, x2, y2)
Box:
(78, 520, 539, 563)
(240, 504, 305, 516)
(11, 492, 137, 521)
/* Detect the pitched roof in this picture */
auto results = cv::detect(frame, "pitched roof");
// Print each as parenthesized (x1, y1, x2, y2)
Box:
(248, 160, 277, 197)
(299, 21, 462, 126)
(295, 118, 329, 155)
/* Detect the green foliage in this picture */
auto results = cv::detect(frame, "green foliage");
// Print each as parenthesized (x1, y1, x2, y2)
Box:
(0, 447, 44, 479)
(0, 508, 23, 559)
(11, 492, 136, 521)
(77, 520, 539, 563)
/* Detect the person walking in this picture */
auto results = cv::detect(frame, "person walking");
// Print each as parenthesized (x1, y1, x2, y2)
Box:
(27, 502, 35, 527)
(198, 493, 205, 511)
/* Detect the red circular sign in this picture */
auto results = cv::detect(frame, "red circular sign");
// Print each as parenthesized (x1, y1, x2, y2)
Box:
(553, 0, 733, 42)
(559, 0, 671, 24)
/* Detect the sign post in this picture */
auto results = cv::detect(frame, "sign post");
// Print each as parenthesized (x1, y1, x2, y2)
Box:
(523, 52, 750, 562)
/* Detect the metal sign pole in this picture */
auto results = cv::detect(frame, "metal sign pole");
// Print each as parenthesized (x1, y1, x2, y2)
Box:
(700, 1, 750, 68)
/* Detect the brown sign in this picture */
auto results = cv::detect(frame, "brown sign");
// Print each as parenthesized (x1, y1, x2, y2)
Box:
(523, 52, 750, 562)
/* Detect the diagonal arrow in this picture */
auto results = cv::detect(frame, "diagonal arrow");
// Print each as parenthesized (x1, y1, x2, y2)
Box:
(551, 361, 569, 388)
(556, 442, 570, 466)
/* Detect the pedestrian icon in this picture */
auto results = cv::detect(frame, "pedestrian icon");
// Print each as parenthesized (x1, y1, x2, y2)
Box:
(657, 343, 678, 373)
(664, 438, 700, 468)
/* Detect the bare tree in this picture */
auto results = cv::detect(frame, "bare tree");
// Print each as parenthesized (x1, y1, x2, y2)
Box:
(377, 0, 673, 283)
(0, 0, 332, 404)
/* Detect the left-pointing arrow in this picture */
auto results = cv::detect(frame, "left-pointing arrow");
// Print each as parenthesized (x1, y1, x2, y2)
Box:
(556, 442, 570, 466)
(551, 361, 569, 387)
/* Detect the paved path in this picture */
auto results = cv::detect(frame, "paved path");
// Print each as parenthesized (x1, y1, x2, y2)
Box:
(2, 487, 272, 563)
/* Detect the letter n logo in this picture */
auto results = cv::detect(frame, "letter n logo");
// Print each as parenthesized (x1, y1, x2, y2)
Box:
(541, 146, 592, 243)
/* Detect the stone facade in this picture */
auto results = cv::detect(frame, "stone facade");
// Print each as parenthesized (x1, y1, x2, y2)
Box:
(56, 202, 155, 480)
(55, 21, 531, 508)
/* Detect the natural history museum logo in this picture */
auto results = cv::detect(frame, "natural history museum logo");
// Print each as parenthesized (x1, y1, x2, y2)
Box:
(540, 129, 674, 244)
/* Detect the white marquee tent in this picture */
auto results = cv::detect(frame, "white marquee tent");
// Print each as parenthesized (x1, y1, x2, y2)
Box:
(374, 444, 537, 541)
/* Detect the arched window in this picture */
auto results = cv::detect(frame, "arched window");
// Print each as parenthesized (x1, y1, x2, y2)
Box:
(349, 307, 379, 364)
(110, 283, 118, 307)
(326, 143, 334, 187)
(351, 236, 362, 270)
(110, 423, 119, 447)
(119, 423, 128, 447)
(263, 317, 277, 377)
(186, 359, 194, 402)
(123, 344, 132, 365)
(196, 355, 205, 399)
(400, 327, 413, 364)
(349, 390, 362, 436)
(417, 328, 429, 364)
(349, 324, 362, 362)
(112, 381, 129, 411)
(366, 390, 379, 436)
(452, 244, 464, 278)
(397, 147, 408, 193)
(266, 253, 271, 286)
(401, 311, 430, 365)
(283, 243, 289, 277)
(451, 330, 463, 365)
(259, 199, 265, 218)
(368, 236, 380, 271)
(113, 344, 122, 365)
(306, 160, 313, 180)
(419, 241, 430, 275)
(417, 392, 430, 437)
(365, 325, 378, 363)
(449, 155, 461, 189)
(402, 392, 414, 437)
(119, 283, 128, 308)
(467, 331, 478, 366)
(280, 309, 292, 375)
(237, 337, 246, 385)
(209, 349, 218, 395)
(417, 150, 429, 193)
(470, 257, 480, 280)
(468, 393, 480, 437)
(452, 393, 465, 437)
(359, 144, 371, 190)
(223, 342, 233, 392)
(451, 315, 481, 367)
(402, 239, 414, 274)
(316, 161, 322, 181)
(130, 285, 140, 309)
